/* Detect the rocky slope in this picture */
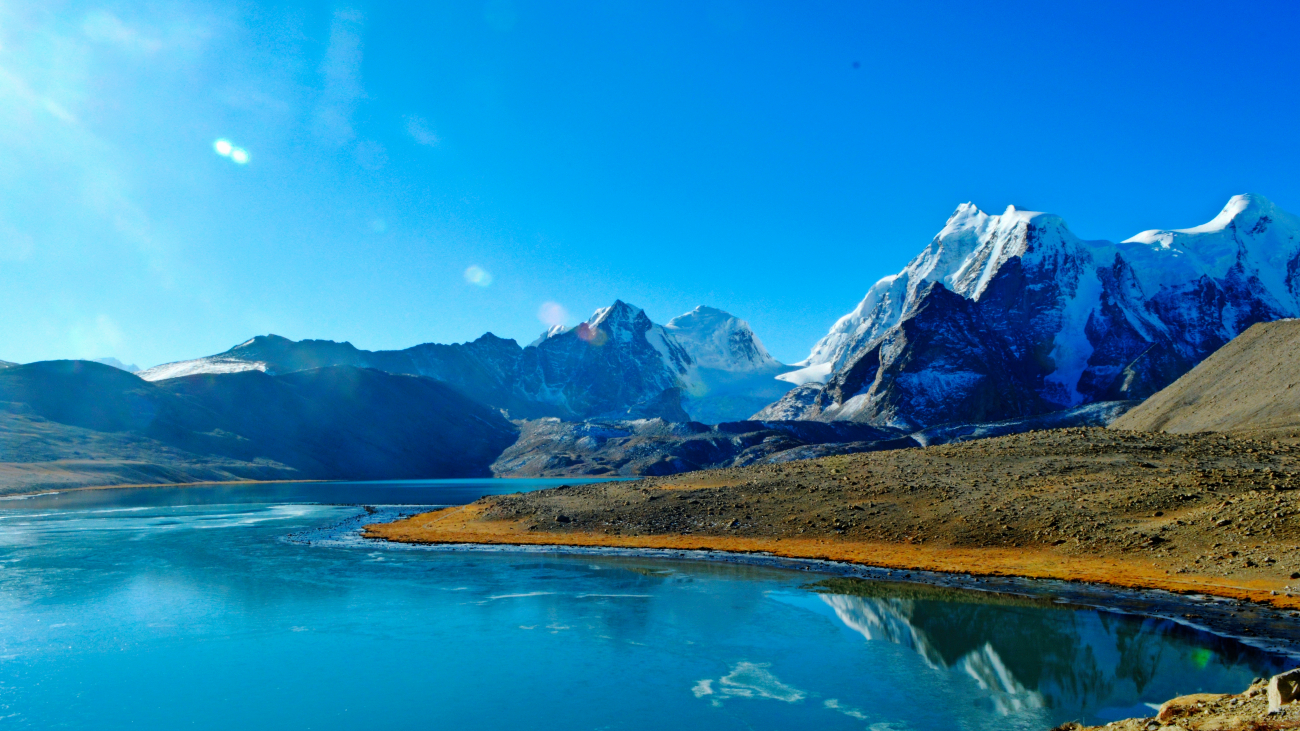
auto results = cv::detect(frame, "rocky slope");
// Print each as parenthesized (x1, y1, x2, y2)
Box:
(138, 302, 793, 423)
(762, 195, 1300, 430)
(0, 360, 518, 493)
(1113, 320, 1300, 434)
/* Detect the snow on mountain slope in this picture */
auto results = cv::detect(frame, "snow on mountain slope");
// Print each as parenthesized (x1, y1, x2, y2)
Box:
(761, 194, 1300, 429)
(137, 356, 267, 381)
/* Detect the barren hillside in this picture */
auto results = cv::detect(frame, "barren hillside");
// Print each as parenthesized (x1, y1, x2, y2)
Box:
(1112, 320, 1300, 434)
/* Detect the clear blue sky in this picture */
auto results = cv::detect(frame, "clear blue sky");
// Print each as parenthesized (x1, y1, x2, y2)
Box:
(3, 1, 1298, 368)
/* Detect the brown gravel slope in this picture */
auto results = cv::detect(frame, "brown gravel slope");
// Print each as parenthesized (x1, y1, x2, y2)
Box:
(368, 426, 1300, 608)
(1113, 320, 1300, 434)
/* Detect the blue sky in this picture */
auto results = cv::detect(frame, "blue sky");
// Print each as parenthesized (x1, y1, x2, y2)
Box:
(2, 1, 1298, 368)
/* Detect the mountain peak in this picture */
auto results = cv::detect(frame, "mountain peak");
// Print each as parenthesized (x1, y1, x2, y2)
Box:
(588, 300, 651, 333)
(1179, 193, 1277, 235)
(1124, 194, 1282, 244)
(940, 202, 1068, 241)
(665, 305, 736, 330)
(664, 305, 780, 372)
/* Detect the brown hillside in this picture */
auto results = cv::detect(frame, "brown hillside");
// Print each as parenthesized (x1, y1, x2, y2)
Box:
(368, 426, 1300, 609)
(1112, 320, 1300, 434)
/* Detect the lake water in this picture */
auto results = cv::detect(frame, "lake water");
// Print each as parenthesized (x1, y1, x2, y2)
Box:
(0, 479, 1289, 730)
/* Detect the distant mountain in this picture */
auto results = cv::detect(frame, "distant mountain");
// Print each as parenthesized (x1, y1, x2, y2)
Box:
(665, 306, 796, 424)
(1111, 320, 1300, 434)
(0, 360, 518, 487)
(139, 302, 794, 423)
(759, 195, 1300, 429)
(0, 360, 15, 368)
(92, 357, 140, 373)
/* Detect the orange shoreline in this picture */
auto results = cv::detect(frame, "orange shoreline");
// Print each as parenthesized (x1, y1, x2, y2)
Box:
(365, 504, 1300, 611)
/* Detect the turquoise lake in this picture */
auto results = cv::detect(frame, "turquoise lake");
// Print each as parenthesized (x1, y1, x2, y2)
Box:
(0, 479, 1289, 730)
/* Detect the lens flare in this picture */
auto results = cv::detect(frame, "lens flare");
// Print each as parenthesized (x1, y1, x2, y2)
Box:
(537, 301, 569, 327)
(463, 265, 492, 287)
(213, 139, 233, 156)
(230, 148, 249, 164)
(575, 323, 608, 346)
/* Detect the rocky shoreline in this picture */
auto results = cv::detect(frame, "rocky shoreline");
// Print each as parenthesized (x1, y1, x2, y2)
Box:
(1052, 671, 1300, 730)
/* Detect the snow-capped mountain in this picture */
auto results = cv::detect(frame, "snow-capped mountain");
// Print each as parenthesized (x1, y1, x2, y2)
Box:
(664, 306, 796, 423)
(759, 194, 1300, 429)
(138, 301, 790, 423)
(515, 300, 795, 422)
(664, 306, 781, 372)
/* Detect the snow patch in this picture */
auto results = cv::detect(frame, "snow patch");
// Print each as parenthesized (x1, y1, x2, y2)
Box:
(777, 361, 833, 385)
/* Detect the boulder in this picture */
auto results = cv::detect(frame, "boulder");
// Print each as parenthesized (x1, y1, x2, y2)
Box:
(1268, 668, 1300, 714)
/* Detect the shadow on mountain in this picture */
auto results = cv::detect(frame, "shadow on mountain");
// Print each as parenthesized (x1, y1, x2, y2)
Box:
(0, 360, 518, 493)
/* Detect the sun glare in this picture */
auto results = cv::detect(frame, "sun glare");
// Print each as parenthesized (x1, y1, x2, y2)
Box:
(214, 138, 250, 165)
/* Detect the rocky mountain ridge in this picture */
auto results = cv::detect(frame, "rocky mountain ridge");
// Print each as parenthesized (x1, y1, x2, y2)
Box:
(761, 194, 1300, 429)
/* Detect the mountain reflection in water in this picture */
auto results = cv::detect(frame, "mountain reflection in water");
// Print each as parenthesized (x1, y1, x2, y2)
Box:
(810, 579, 1287, 721)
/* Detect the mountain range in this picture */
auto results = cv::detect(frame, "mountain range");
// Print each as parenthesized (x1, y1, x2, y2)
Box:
(3, 193, 1297, 487)
(136, 302, 795, 424)
(759, 194, 1300, 429)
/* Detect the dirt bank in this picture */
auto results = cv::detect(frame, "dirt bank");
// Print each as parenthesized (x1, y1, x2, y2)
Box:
(367, 427, 1300, 609)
